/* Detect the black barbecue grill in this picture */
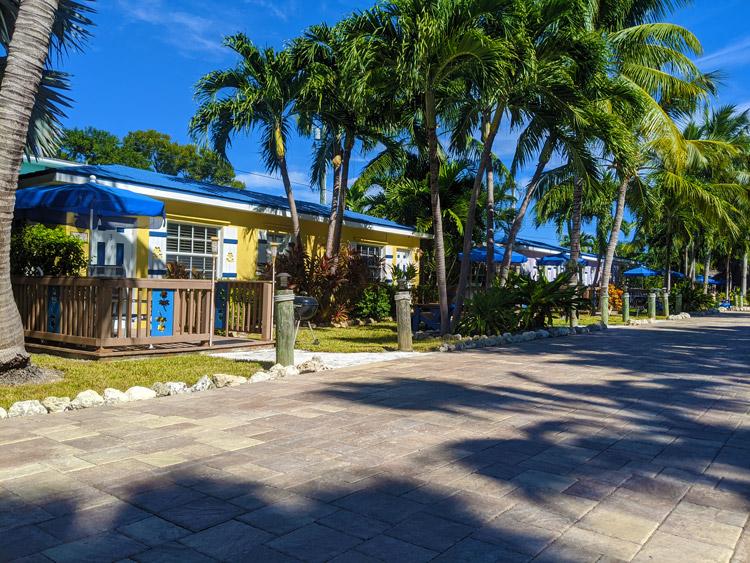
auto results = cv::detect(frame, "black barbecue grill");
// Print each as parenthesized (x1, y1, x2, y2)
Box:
(293, 295, 320, 345)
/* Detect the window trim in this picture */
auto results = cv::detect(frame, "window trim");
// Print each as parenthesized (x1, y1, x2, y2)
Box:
(165, 220, 219, 279)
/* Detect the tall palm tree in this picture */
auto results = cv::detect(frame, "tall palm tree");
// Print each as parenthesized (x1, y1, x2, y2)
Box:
(591, 0, 714, 313)
(353, 0, 507, 334)
(0, 0, 93, 374)
(191, 35, 303, 243)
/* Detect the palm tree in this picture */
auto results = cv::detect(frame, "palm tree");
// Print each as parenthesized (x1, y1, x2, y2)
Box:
(353, 0, 507, 334)
(191, 36, 303, 243)
(1, 0, 93, 374)
(1, 0, 90, 373)
(0, 0, 93, 156)
(591, 0, 715, 314)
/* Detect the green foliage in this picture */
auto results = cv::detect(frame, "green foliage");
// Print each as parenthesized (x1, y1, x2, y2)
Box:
(11, 224, 87, 277)
(671, 280, 717, 312)
(458, 271, 587, 336)
(353, 283, 395, 321)
(56, 127, 242, 187)
(271, 245, 370, 322)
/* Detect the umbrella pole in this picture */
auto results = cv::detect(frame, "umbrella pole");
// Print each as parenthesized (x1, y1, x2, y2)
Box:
(89, 208, 94, 272)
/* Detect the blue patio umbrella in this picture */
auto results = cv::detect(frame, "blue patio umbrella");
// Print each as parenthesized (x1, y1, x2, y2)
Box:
(623, 265, 659, 277)
(695, 274, 720, 285)
(459, 243, 528, 264)
(15, 179, 166, 229)
(538, 252, 586, 266)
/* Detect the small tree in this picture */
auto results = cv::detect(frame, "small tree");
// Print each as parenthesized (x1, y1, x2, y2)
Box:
(11, 223, 86, 276)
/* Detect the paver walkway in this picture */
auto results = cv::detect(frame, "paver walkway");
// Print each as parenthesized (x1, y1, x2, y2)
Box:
(1, 314, 749, 562)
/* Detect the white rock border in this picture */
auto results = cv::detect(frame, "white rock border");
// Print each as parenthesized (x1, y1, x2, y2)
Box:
(1, 355, 331, 420)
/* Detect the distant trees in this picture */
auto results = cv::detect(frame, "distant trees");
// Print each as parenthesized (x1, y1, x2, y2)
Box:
(57, 127, 243, 187)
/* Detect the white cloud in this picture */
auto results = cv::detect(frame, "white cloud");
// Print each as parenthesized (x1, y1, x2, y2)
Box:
(244, 0, 294, 22)
(116, 0, 228, 58)
(697, 35, 750, 69)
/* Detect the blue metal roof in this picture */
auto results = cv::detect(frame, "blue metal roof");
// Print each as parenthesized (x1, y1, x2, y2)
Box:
(25, 163, 418, 234)
(494, 234, 602, 261)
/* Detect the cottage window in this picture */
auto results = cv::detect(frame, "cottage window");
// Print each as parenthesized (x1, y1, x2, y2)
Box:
(354, 243, 384, 281)
(166, 222, 219, 279)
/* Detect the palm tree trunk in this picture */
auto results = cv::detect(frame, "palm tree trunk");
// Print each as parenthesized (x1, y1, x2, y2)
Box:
(278, 156, 301, 246)
(703, 249, 710, 295)
(331, 132, 354, 263)
(665, 231, 672, 292)
(0, 0, 60, 373)
(599, 174, 630, 304)
(568, 176, 583, 326)
(742, 249, 748, 301)
(451, 107, 501, 331)
(425, 93, 449, 335)
(484, 110, 496, 289)
(325, 142, 344, 258)
(498, 135, 555, 285)
(726, 253, 731, 300)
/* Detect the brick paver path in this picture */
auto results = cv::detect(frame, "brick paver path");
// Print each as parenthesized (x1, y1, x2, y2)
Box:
(1, 314, 749, 562)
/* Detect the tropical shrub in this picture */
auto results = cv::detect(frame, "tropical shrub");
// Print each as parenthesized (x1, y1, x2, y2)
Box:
(671, 280, 717, 312)
(457, 271, 587, 335)
(11, 224, 87, 277)
(457, 286, 519, 336)
(270, 245, 370, 322)
(353, 283, 395, 320)
(608, 284, 624, 312)
(511, 271, 587, 330)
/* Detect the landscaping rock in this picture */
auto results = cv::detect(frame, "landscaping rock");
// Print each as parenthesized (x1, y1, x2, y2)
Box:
(296, 355, 328, 374)
(8, 400, 48, 417)
(536, 329, 550, 338)
(125, 386, 157, 401)
(269, 364, 299, 377)
(190, 375, 215, 393)
(42, 396, 71, 413)
(0, 408, 6, 419)
(521, 331, 537, 342)
(152, 381, 190, 397)
(211, 374, 248, 388)
(250, 371, 273, 383)
(103, 388, 128, 405)
(69, 390, 104, 410)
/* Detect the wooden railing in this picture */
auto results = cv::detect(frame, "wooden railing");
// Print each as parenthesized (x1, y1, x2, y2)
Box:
(11, 276, 273, 350)
(215, 281, 274, 341)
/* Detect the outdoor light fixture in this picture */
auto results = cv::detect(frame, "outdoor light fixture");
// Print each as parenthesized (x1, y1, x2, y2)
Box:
(277, 272, 291, 289)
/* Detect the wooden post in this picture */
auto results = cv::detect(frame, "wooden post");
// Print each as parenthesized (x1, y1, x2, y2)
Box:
(622, 292, 630, 323)
(648, 290, 656, 320)
(95, 282, 112, 349)
(274, 279, 295, 366)
(261, 282, 274, 341)
(395, 290, 413, 352)
(675, 293, 682, 314)
(662, 289, 670, 317)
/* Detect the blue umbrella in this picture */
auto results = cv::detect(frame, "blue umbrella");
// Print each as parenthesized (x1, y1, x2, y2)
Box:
(695, 275, 720, 285)
(15, 180, 165, 229)
(623, 265, 659, 277)
(538, 252, 586, 266)
(459, 244, 528, 264)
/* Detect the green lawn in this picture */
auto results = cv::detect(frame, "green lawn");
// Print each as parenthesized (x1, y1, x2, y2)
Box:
(0, 354, 264, 409)
(296, 321, 442, 353)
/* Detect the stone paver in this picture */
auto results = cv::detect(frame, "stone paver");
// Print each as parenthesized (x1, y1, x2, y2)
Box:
(1, 313, 749, 561)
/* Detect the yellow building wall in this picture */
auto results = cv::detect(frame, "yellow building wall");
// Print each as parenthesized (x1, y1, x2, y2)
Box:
(128, 199, 422, 281)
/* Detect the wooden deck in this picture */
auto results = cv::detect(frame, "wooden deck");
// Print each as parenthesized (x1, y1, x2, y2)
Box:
(24, 336, 273, 360)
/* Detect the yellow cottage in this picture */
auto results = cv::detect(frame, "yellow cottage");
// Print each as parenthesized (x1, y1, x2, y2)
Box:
(19, 160, 427, 282)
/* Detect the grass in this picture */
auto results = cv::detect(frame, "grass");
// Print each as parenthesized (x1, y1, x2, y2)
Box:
(296, 321, 442, 353)
(551, 311, 669, 327)
(0, 354, 264, 409)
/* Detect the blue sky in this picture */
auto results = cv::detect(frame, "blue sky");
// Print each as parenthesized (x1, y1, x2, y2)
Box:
(59, 0, 750, 245)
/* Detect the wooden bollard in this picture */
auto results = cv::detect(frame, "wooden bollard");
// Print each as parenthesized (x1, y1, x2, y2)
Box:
(395, 290, 413, 352)
(274, 274, 295, 367)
